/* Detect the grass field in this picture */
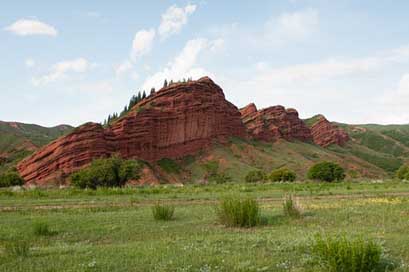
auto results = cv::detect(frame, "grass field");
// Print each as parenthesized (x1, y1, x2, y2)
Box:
(1, 181, 409, 271)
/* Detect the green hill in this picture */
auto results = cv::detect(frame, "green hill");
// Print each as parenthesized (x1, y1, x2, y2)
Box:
(0, 121, 73, 174)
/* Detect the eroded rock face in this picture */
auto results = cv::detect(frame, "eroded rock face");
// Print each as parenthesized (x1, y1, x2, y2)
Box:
(17, 77, 246, 185)
(310, 115, 349, 147)
(240, 104, 312, 142)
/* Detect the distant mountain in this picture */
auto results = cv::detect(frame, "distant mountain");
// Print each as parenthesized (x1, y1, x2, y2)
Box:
(0, 121, 73, 174)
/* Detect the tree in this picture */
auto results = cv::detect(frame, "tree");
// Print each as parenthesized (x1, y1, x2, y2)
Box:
(269, 168, 296, 182)
(0, 170, 24, 187)
(163, 79, 168, 88)
(142, 90, 147, 99)
(245, 170, 266, 183)
(396, 165, 409, 180)
(307, 162, 345, 182)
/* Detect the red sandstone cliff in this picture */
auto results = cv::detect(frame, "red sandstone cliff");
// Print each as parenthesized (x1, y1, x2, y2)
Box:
(240, 103, 312, 142)
(310, 115, 350, 147)
(17, 77, 246, 185)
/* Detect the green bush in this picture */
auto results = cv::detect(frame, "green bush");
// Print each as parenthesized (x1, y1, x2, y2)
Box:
(33, 221, 54, 236)
(217, 196, 260, 227)
(5, 239, 30, 258)
(157, 158, 181, 174)
(283, 195, 302, 218)
(395, 165, 409, 180)
(0, 170, 24, 187)
(202, 160, 232, 184)
(152, 204, 175, 221)
(71, 157, 142, 189)
(307, 162, 345, 182)
(245, 170, 266, 183)
(311, 234, 382, 272)
(269, 168, 296, 182)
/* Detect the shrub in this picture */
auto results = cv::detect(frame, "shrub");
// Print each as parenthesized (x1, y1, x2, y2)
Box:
(217, 196, 260, 227)
(33, 221, 53, 236)
(269, 168, 296, 182)
(5, 239, 30, 258)
(71, 157, 142, 189)
(395, 165, 409, 180)
(202, 160, 232, 184)
(283, 195, 302, 218)
(245, 170, 266, 183)
(152, 204, 175, 221)
(311, 234, 382, 272)
(0, 170, 24, 188)
(157, 158, 181, 174)
(307, 162, 345, 182)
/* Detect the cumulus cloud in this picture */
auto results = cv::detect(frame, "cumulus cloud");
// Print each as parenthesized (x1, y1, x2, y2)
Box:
(130, 29, 156, 62)
(264, 9, 319, 44)
(142, 38, 213, 90)
(32, 58, 90, 86)
(25, 58, 35, 68)
(158, 4, 197, 39)
(4, 19, 58, 36)
(115, 60, 133, 77)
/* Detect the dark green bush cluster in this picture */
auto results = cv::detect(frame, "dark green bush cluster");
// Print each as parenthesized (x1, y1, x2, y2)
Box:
(157, 158, 181, 174)
(395, 165, 409, 180)
(202, 160, 232, 184)
(0, 169, 24, 188)
(217, 196, 260, 227)
(311, 234, 382, 272)
(269, 168, 296, 182)
(152, 204, 175, 221)
(70, 157, 143, 189)
(245, 170, 266, 183)
(308, 161, 345, 182)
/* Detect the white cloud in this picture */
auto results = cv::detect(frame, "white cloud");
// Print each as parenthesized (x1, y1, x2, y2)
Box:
(142, 38, 212, 90)
(25, 58, 35, 68)
(32, 58, 90, 86)
(264, 9, 319, 44)
(115, 60, 133, 77)
(78, 81, 113, 92)
(209, 38, 225, 52)
(158, 4, 197, 39)
(4, 19, 58, 36)
(130, 29, 155, 62)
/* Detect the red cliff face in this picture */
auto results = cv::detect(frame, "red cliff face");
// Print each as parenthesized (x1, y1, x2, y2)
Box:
(240, 104, 312, 142)
(17, 77, 246, 185)
(310, 115, 349, 147)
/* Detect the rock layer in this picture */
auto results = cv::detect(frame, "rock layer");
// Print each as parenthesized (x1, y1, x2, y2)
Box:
(17, 77, 246, 185)
(310, 115, 350, 147)
(240, 104, 312, 142)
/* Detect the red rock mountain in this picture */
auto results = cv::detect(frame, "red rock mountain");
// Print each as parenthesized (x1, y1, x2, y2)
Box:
(17, 77, 247, 185)
(310, 115, 350, 147)
(240, 103, 312, 142)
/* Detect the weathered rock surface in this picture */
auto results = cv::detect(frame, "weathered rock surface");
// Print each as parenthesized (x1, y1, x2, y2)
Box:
(17, 77, 246, 185)
(240, 104, 312, 142)
(310, 115, 350, 147)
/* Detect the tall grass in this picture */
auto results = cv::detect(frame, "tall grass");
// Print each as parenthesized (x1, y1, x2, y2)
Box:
(217, 196, 260, 227)
(311, 234, 382, 272)
(152, 204, 175, 221)
(4, 239, 30, 258)
(283, 194, 302, 218)
(33, 221, 54, 236)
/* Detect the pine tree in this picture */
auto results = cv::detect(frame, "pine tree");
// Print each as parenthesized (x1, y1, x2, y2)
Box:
(163, 79, 168, 88)
(150, 87, 156, 95)
(142, 90, 146, 99)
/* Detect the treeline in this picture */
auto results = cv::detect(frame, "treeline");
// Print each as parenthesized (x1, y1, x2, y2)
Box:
(103, 78, 194, 126)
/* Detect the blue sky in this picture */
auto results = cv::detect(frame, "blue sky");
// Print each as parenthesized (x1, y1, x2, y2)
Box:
(2, 0, 409, 126)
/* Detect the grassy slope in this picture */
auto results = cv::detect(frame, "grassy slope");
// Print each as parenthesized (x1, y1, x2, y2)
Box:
(0, 182, 408, 271)
(0, 121, 73, 173)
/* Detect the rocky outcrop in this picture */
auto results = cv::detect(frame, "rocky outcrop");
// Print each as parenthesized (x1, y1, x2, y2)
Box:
(240, 104, 312, 142)
(17, 77, 246, 185)
(310, 115, 349, 147)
